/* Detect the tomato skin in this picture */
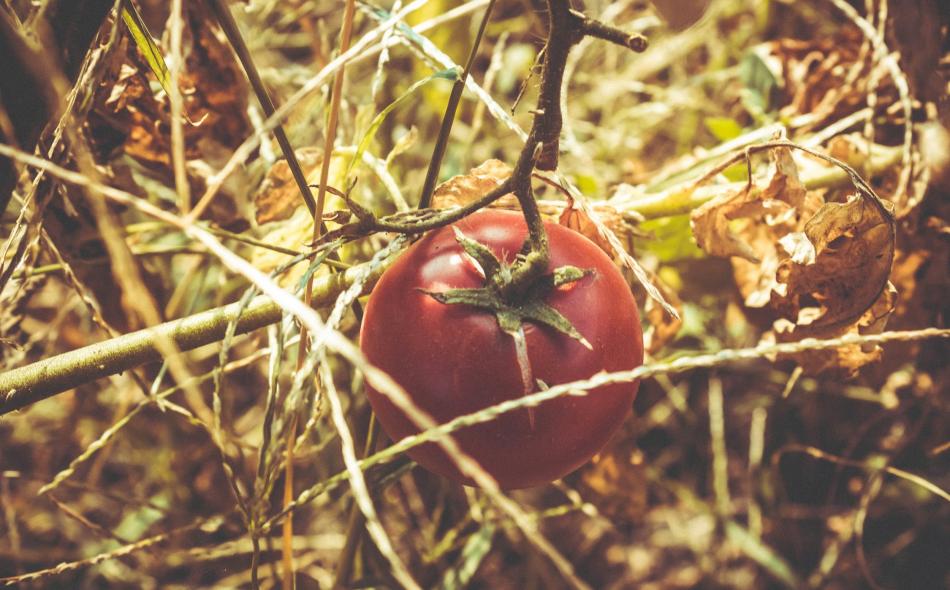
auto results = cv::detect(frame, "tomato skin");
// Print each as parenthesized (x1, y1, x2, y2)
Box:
(360, 210, 643, 489)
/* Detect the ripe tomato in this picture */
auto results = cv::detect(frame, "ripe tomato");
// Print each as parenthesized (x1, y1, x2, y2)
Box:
(360, 209, 643, 489)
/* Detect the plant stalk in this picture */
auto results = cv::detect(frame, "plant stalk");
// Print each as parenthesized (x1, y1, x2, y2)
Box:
(0, 260, 390, 416)
(204, 0, 317, 220)
(418, 0, 497, 209)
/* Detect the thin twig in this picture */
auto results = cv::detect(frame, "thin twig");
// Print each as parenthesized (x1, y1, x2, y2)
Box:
(168, 0, 190, 213)
(0, 265, 384, 415)
(333, 416, 380, 589)
(0, 517, 226, 587)
(202, 0, 317, 220)
(418, 0, 497, 208)
(261, 327, 950, 535)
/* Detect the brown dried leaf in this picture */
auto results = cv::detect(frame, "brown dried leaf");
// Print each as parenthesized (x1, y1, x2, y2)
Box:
(430, 159, 512, 209)
(751, 28, 876, 130)
(431, 160, 634, 250)
(775, 194, 895, 331)
(691, 145, 897, 375)
(774, 282, 897, 378)
(557, 201, 628, 255)
(252, 150, 348, 287)
(181, 4, 252, 148)
(690, 182, 762, 261)
(251, 207, 319, 289)
(643, 272, 684, 354)
(253, 148, 326, 225)
(691, 146, 814, 266)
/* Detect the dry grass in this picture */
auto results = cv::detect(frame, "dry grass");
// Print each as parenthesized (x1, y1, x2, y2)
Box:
(1, 0, 947, 588)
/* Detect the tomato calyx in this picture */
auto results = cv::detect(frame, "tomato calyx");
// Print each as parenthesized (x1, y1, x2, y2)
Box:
(419, 227, 593, 348)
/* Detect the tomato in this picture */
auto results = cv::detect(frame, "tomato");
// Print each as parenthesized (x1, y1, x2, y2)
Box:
(359, 209, 644, 489)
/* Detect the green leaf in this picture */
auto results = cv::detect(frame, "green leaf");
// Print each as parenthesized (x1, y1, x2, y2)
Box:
(638, 214, 706, 262)
(346, 68, 459, 180)
(704, 116, 744, 142)
(120, 0, 171, 95)
(740, 46, 782, 116)
(722, 162, 749, 182)
(572, 173, 598, 195)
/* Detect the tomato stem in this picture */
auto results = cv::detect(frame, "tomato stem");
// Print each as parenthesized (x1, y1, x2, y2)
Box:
(319, 0, 649, 269)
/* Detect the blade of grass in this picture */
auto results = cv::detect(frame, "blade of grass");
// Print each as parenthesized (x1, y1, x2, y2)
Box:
(296, 0, 359, 587)
(418, 0, 497, 208)
(345, 68, 459, 180)
(202, 0, 317, 220)
(119, 0, 170, 93)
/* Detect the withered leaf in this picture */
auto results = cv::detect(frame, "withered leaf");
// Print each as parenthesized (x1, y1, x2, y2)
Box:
(643, 272, 684, 354)
(253, 148, 326, 225)
(557, 200, 631, 255)
(430, 159, 513, 210)
(690, 145, 812, 265)
(689, 182, 763, 262)
(775, 194, 895, 331)
(691, 145, 897, 376)
(774, 282, 897, 378)
(431, 160, 633, 250)
(252, 149, 348, 288)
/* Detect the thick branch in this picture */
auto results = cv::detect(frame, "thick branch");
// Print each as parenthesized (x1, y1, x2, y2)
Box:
(0, 262, 387, 416)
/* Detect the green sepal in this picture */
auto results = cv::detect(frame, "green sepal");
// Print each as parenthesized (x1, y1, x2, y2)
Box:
(420, 287, 592, 349)
(452, 227, 500, 279)
(551, 265, 590, 287)
(519, 300, 592, 350)
(418, 287, 497, 309)
(420, 231, 595, 348)
(523, 265, 592, 301)
(495, 310, 523, 335)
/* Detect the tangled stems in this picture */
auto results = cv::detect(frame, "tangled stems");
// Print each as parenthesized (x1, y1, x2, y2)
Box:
(328, 0, 647, 293)
(0, 1, 648, 415)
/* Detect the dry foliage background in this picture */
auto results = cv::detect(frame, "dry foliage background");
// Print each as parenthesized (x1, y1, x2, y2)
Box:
(0, 0, 948, 588)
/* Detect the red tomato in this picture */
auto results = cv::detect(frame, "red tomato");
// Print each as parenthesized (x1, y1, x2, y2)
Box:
(360, 209, 643, 489)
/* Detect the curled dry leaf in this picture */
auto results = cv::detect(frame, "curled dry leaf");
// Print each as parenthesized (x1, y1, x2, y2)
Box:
(432, 159, 635, 253)
(691, 147, 813, 264)
(774, 282, 898, 378)
(776, 194, 895, 331)
(746, 28, 886, 130)
(253, 147, 325, 225)
(690, 145, 896, 375)
(251, 149, 348, 287)
(93, 4, 250, 167)
(430, 158, 514, 209)
(557, 200, 632, 255)
(643, 272, 684, 354)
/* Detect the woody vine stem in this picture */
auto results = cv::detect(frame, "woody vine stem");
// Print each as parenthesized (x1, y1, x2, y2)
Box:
(330, 0, 647, 297)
